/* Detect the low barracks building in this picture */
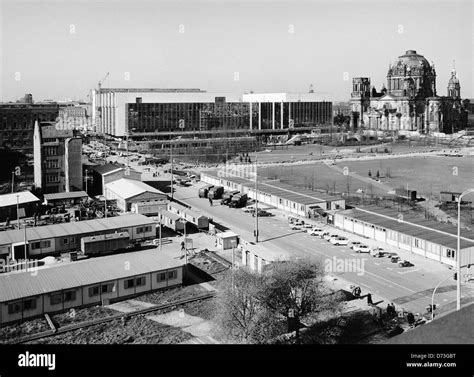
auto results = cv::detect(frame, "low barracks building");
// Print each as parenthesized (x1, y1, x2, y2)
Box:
(201, 171, 345, 218)
(0, 249, 183, 325)
(334, 206, 474, 267)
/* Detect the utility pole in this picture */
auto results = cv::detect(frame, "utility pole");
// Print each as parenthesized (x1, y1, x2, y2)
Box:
(170, 139, 174, 200)
(11, 171, 14, 193)
(254, 152, 259, 243)
(16, 194, 20, 229)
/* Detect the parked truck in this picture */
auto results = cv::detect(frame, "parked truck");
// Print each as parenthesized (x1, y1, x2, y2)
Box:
(208, 186, 224, 200)
(229, 193, 248, 208)
(198, 184, 214, 198)
(221, 190, 240, 205)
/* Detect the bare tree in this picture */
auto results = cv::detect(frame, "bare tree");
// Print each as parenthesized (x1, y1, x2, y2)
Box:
(215, 269, 280, 344)
(257, 258, 336, 344)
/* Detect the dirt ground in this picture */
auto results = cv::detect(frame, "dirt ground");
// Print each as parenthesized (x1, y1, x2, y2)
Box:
(0, 317, 49, 343)
(28, 314, 193, 344)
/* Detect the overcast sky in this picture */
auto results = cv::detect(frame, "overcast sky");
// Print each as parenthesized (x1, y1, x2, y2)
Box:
(0, 0, 472, 102)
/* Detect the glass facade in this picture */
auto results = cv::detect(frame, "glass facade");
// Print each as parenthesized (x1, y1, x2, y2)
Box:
(127, 102, 251, 132)
(127, 101, 332, 132)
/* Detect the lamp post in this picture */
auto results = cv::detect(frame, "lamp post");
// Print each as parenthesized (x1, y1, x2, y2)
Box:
(456, 188, 474, 310)
(16, 194, 20, 230)
(159, 216, 162, 252)
(254, 152, 259, 243)
(11, 171, 14, 193)
(430, 275, 452, 320)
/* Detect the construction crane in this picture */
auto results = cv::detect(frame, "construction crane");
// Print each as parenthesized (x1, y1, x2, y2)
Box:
(96, 72, 109, 132)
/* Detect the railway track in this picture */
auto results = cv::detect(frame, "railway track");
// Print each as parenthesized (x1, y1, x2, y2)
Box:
(8, 291, 216, 345)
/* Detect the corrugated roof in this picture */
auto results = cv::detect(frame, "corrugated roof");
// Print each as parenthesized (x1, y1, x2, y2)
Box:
(0, 214, 155, 246)
(339, 206, 474, 250)
(105, 179, 166, 200)
(202, 171, 341, 206)
(43, 191, 89, 201)
(0, 191, 40, 208)
(158, 209, 180, 221)
(168, 202, 206, 219)
(0, 248, 183, 302)
(92, 163, 124, 175)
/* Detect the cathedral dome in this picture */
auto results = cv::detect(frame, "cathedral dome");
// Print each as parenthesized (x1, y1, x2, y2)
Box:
(389, 50, 431, 75)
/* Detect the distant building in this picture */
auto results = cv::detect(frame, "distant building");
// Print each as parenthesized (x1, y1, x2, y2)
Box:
(0, 97, 60, 153)
(87, 163, 141, 196)
(91, 88, 333, 137)
(33, 121, 83, 194)
(58, 103, 89, 131)
(350, 50, 468, 134)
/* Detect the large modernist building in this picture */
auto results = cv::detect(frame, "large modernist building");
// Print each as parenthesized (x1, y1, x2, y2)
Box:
(350, 50, 468, 134)
(0, 98, 60, 153)
(33, 121, 83, 194)
(92, 88, 332, 137)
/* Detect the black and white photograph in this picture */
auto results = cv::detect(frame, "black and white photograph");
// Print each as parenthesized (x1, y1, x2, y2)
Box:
(0, 0, 473, 376)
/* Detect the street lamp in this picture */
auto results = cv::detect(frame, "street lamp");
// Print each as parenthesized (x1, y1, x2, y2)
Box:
(254, 152, 259, 243)
(430, 275, 452, 321)
(456, 188, 474, 310)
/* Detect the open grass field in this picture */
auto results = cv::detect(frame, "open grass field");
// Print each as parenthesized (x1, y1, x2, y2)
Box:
(246, 141, 452, 165)
(258, 155, 474, 198)
(339, 155, 474, 198)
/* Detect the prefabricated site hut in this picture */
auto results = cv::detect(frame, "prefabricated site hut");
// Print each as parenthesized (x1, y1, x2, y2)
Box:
(87, 163, 141, 196)
(0, 214, 156, 261)
(104, 178, 168, 214)
(201, 171, 345, 218)
(0, 191, 40, 223)
(0, 248, 184, 325)
(167, 202, 209, 229)
(155, 209, 185, 232)
(43, 191, 89, 207)
(238, 243, 289, 274)
(334, 205, 474, 268)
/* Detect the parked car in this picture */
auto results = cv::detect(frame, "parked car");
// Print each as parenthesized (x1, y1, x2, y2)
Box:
(350, 241, 362, 250)
(308, 227, 324, 236)
(371, 249, 385, 258)
(354, 244, 371, 253)
(324, 234, 339, 241)
(253, 210, 272, 217)
(289, 224, 303, 230)
(319, 231, 330, 239)
(330, 237, 349, 246)
(398, 260, 414, 268)
(302, 223, 313, 229)
(391, 255, 401, 263)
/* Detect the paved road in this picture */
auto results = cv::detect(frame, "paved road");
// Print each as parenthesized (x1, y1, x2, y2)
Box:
(174, 183, 474, 317)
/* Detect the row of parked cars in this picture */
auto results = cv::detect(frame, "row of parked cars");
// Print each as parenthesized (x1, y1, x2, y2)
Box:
(199, 185, 249, 208)
(288, 218, 414, 268)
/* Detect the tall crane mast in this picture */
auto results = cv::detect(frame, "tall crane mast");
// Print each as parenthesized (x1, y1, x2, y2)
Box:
(96, 72, 110, 132)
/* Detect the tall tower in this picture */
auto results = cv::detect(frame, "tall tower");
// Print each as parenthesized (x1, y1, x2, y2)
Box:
(447, 64, 461, 99)
(350, 77, 371, 130)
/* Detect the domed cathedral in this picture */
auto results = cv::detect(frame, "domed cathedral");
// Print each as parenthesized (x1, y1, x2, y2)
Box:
(350, 50, 467, 134)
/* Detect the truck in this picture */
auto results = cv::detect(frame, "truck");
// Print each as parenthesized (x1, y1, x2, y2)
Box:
(221, 190, 239, 205)
(229, 193, 248, 208)
(208, 186, 224, 200)
(198, 184, 214, 198)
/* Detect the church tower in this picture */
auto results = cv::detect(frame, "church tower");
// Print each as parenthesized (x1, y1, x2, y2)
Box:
(447, 67, 461, 99)
(350, 77, 371, 130)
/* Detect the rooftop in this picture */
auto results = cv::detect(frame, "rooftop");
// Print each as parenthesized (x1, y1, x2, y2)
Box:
(91, 163, 125, 175)
(384, 303, 474, 344)
(0, 214, 154, 246)
(105, 179, 166, 200)
(202, 171, 342, 206)
(99, 88, 206, 93)
(168, 202, 205, 219)
(0, 191, 40, 208)
(0, 247, 183, 302)
(339, 205, 474, 250)
(43, 191, 89, 202)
